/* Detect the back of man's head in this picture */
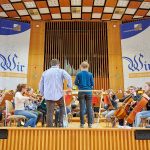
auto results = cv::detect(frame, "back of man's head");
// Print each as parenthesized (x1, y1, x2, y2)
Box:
(50, 59, 60, 67)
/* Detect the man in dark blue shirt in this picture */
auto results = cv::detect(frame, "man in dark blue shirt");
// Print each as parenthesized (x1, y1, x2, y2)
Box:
(75, 61, 94, 128)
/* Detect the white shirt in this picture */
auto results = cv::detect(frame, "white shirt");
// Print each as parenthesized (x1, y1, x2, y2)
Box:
(14, 92, 29, 110)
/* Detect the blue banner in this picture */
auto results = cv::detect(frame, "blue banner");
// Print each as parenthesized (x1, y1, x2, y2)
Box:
(121, 19, 150, 39)
(0, 18, 30, 35)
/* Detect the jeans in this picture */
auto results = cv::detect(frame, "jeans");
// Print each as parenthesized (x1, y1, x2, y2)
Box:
(31, 111, 42, 124)
(14, 110, 37, 127)
(78, 92, 93, 125)
(46, 97, 65, 127)
(102, 110, 115, 121)
(134, 111, 150, 127)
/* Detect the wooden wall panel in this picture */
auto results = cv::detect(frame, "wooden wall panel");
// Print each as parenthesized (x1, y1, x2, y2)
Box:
(107, 21, 124, 91)
(0, 128, 150, 150)
(27, 20, 125, 90)
(44, 21, 109, 90)
(27, 21, 45, 89)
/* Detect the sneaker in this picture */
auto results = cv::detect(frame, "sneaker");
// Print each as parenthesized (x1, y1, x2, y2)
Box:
(88, 124, 92, 128)
(80, 124, 84, 128)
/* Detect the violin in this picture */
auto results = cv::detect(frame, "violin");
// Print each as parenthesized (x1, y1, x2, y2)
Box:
(23, 92, 42, 102)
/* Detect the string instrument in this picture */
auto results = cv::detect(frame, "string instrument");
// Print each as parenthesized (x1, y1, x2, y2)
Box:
(0, 92, 14, 107)
(23, 92, 42, 102)
(126, 96, 148, 124)
(114, 95, 133, 119)
(103, 94, 115, 110)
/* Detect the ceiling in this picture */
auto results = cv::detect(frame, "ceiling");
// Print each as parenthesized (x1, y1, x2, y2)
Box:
(0, 0, 150, 21)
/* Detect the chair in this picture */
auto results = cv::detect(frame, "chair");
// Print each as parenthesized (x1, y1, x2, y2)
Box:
(5, 100, 26, 126)
(139, 117, 150, 127)
(93, 94, 110, 126)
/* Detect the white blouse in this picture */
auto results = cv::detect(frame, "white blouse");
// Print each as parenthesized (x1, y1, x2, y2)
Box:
(14, 92, 29, 110)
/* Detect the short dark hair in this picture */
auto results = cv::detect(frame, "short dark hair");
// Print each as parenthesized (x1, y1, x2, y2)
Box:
(50, 59, 60, 66)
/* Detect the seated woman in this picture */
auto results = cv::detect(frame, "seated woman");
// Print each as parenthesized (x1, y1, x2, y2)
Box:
(25, 88, 43, 125)
(134, 82, 150, 127)
(14, 84, 37, 127)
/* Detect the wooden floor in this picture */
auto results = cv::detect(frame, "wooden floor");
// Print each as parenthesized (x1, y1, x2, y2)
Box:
(0, 122, 150, 150)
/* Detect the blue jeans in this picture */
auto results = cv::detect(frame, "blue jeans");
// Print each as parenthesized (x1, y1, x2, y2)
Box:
(78, 92, 93, 125)
(134, 111, 150, 127)
(15, 110, 37, 127)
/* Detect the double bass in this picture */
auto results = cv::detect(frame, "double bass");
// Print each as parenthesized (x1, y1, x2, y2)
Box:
(114, 95, 133, 119)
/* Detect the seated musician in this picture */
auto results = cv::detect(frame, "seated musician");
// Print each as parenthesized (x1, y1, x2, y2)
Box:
(37, 98, 47, 126)
(134, 82, 150, 127)
(0, 93, 2, 104)
(118, 86, 141, 126)
(102, 89, 118, 125)
(55, 106, 71, 127)
(0, 111, 2, 121)
(25, 88, 43, 125)
(14, 84, 37, 127)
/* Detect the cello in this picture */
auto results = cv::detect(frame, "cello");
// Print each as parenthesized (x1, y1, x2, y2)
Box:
(126, 96, 148, 124)
(114, 95, 133, 119)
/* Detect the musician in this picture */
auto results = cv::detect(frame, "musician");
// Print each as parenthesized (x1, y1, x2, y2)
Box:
(134, 82, 150, 127)
(75, 61, 94, 128)
(14, 84, 37, 127)
(0, 111, 2, 121)
(25, 88, 43, 125)
(118, 86, 141, 126)
(37, 98, 47, 126)
(0, 93, 3, 104)
(102, 89, 118, 125)
(120, 86, 141, 103)
(55, 106, 71, 127)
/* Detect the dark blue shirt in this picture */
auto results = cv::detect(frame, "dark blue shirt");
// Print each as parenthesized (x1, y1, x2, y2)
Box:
(75, 71, 94, 93)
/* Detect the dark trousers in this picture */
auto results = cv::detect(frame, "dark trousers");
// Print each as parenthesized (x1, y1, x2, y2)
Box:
(78, 92, 93, 125)
(37, 107, 47, 126)
(119, 119, 124, 126)
(0, 112, 2, 121)
(46, 97, 65, 127)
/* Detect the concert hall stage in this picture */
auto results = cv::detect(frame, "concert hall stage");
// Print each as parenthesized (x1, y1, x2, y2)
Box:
(0, 127, 150, 150)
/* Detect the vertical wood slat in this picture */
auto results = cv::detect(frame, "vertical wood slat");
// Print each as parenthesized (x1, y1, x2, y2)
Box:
(1, 128, 150, 150)
(44, 21, 109, 90)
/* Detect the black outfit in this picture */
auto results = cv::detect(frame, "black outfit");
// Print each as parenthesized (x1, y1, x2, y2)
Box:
(0, 111, 2, 121)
